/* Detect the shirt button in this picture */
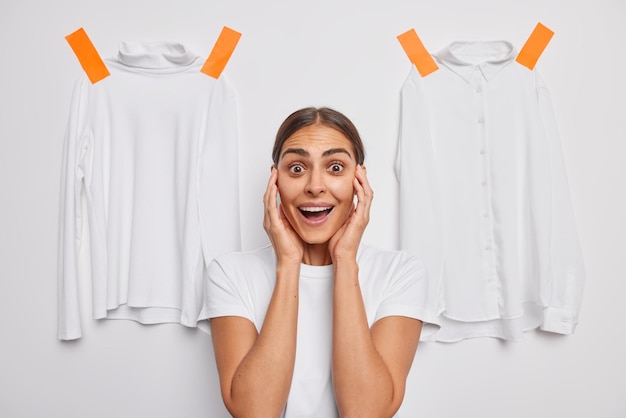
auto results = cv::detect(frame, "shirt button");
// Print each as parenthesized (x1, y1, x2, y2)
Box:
(483, 213, 489, 219)
(479, 149, 486, 155)
(481, 180, 487, 186)
(484, 245, 492, 251)
(475, 87, 482, 94)
(477, 117, 484, 124)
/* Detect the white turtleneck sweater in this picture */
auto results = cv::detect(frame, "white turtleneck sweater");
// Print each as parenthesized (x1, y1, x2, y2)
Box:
(57, 42, 240, 340)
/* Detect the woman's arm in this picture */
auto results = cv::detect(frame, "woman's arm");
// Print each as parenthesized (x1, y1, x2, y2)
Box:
(210, 168, 303, 417)
(332, 261, 422, 417)
(329, 166, 422, 416)
(211, 263, 300, 417)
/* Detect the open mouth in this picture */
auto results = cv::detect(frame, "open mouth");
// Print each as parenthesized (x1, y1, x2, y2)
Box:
(299, 206, 334, 221)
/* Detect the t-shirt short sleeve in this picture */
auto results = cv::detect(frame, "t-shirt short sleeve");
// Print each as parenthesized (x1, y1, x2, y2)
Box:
(200, 257, 254, 323)
(375, 254, 427, 320)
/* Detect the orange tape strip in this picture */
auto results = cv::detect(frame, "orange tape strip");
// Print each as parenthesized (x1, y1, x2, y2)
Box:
(65, 28, 110, 84)
(516, 22, 554, 70)
(397, 29, 438, 77)
(201, 26, 242, 78)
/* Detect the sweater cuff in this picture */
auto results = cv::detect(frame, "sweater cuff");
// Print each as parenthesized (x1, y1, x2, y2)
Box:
(57, 327, 82, 341)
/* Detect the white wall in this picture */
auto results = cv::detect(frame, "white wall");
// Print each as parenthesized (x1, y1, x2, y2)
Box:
(1, 0, 624, 416)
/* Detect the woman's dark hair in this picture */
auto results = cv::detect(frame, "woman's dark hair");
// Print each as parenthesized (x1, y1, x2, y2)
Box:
(272, 107, 365, 166)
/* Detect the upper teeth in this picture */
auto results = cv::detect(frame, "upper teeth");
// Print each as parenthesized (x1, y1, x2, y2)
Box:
(300, 206, 332, 212)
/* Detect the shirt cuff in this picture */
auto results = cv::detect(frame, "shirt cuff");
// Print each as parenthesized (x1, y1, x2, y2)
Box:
(541, 307, 578, 335)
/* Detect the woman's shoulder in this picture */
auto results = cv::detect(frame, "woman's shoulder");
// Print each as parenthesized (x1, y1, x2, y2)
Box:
(215, 244, 274, 261)
(206, 245, 278, 294)
(210, 245, 276, 273)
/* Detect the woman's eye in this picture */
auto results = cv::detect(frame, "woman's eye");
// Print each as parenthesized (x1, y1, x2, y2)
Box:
(329, 163, 344, 173)
(289, 164, 304, 174)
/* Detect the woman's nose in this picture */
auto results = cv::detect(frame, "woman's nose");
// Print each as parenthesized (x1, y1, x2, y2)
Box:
(305, 170, 325, 195)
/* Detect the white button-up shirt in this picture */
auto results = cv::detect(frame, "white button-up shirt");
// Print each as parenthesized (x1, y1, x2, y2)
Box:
(396, 41, 585, 342)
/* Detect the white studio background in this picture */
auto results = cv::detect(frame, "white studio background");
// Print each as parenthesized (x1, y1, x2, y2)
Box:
(0, 0, 624, 417)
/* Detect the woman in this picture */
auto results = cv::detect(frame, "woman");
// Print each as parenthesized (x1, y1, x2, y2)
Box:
(203, 107, 431, 417)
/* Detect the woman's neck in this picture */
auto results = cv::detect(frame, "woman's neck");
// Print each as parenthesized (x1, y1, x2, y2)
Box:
(301, 243, 332, 266)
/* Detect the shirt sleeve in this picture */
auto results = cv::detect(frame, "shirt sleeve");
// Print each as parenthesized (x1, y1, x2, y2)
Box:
(395, 67, 443, 324)
(375, 252, 440, 338)
(536, 74, 586, 334)
(198, 76, 241, 265)
(200, 257, 252, 324)
(57, 76, 89, 340)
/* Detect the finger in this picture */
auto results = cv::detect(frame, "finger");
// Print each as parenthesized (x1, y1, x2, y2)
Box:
(279, 202, 288, 221)
(351, 181, 370, 231)
(355, 165, 374, 201)
(353, 166, 373, 217)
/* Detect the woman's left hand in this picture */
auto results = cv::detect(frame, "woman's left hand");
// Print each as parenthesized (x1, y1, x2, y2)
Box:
(328, 165, 373, 264)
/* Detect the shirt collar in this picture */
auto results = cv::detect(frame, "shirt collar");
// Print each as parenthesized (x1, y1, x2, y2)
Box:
(116, 42, 199, 69)
(433, 41, 516, 82)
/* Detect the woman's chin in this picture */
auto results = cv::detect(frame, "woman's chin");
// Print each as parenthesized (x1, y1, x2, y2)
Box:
(299, 233, 332, 246)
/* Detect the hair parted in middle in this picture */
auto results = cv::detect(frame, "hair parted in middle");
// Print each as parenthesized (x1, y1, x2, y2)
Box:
(272, 107, 365, 166)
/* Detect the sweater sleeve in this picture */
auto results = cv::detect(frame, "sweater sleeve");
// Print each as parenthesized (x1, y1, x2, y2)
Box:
(198, 76, 241, 265)
(535, 74, 586, 334)
(57, 76, 89, 340)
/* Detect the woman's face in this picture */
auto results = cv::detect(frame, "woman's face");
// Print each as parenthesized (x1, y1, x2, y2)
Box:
(276, 124, 357, 245)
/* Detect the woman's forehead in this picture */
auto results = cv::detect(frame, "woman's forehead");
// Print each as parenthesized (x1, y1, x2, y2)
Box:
(281, 125, 354, 156)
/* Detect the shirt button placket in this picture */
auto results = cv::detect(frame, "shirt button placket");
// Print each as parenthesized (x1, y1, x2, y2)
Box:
(474, 67, 499, 311)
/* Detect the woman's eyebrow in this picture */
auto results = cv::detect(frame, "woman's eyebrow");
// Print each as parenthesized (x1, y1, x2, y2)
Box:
(322, 148, 353, 159)
(281, 147, 353, 160)
(281, 148, 309, 159)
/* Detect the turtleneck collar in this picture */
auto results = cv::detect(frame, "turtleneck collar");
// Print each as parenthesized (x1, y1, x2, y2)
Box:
(116, 42, 198, 69)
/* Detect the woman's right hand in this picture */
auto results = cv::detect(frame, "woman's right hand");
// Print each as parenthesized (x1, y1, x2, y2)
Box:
(263, 166, 303, 266)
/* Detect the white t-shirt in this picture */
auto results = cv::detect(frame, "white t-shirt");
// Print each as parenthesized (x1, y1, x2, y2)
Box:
(200, 244, 434, 417)
(396, 40, 585, 342)
(57, 42, 240, 340)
